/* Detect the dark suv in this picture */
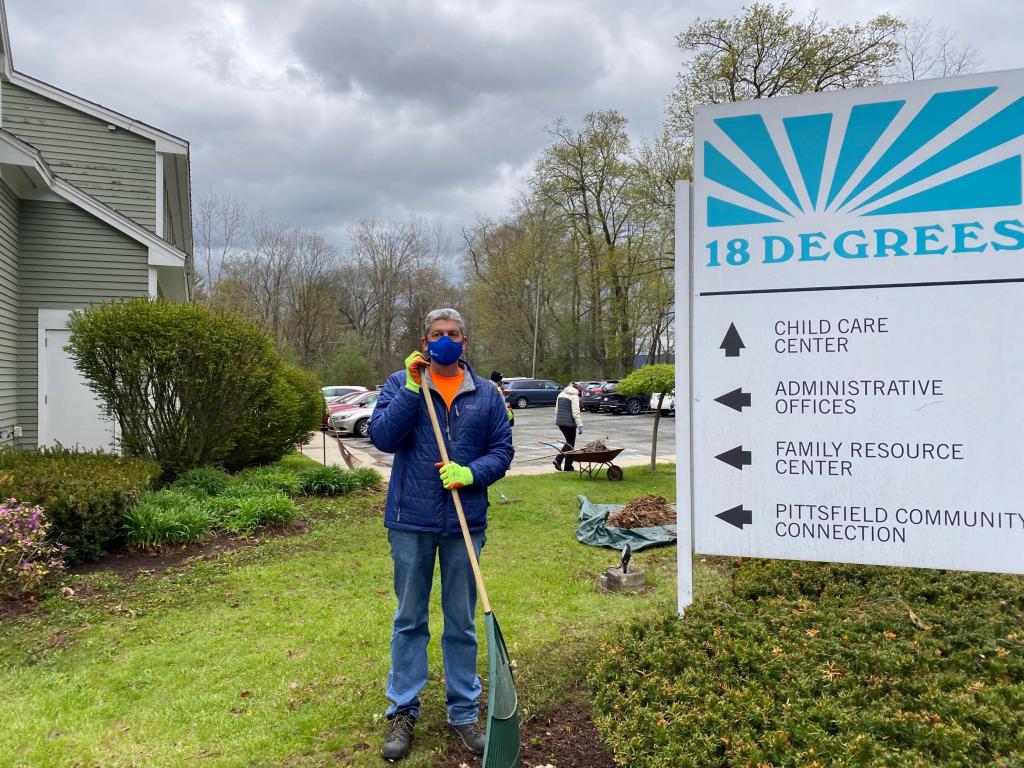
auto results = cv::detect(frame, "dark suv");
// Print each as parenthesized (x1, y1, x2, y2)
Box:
(503, 379, 561, 408)
(598, 381, 650, 415)
(582, 380, 618, 412)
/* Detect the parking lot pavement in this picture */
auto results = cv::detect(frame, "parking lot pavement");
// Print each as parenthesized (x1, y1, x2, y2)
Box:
(329, 404, 677, 478)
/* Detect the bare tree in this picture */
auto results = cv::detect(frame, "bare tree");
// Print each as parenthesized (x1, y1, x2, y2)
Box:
(194, 191, 247, 300)
(894, 19, 979, 81)
(348, 218, 440, 369)
(283, 231, 338, 368)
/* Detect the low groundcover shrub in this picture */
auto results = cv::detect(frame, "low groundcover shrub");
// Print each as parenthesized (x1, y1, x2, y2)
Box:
(0, 498, 66, 596)
(298, 465, 380, 496)
(171, 467, 233, 497)
(0, 449, 157, 564)
(122, 458, 380, 550)
(124, 490, 215, 549)
(212, 491, 298, 535)
(590, 559, 1024, 768)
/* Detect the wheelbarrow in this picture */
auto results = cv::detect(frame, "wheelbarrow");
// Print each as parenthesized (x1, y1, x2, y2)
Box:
(540, 441, 625, 481)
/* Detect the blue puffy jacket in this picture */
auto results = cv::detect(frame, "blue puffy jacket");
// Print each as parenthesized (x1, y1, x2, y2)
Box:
(369, 363, 514, 534)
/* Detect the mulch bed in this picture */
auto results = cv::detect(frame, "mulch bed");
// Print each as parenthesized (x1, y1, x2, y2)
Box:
(74, 519, 311, 580)
(435, 691, 615, 768)
(0, 521, 311, 620)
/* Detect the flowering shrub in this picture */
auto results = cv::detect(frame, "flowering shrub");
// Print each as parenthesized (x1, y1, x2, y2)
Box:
(0, 498, 66, 596)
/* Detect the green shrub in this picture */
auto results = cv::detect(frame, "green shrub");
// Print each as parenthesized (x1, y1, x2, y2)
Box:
(590, 560, 1024, 768)
(223, 363, 323, 471)
(299, 465, 361, 496)
(206, 492, 297, 535)
(171, 467, 233, 497)
(123, 490, 214, 549)
(351, 467, 382, 490)
(273, 453, 321, 472)
(234, 466, 303, 496)
(66, 299, 279, 479)
(0, 448, 158, 564)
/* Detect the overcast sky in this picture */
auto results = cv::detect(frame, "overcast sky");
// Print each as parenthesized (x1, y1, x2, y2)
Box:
(5, 0, 1021, 247)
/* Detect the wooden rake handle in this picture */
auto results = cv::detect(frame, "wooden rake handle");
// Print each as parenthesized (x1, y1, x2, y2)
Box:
(420, 378, 492, 614)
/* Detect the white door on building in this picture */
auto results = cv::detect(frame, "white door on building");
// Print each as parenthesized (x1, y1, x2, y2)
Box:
(40, 328, 116, 452)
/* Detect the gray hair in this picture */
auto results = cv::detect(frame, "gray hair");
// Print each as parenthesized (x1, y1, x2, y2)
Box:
(423, 308, 466, 337)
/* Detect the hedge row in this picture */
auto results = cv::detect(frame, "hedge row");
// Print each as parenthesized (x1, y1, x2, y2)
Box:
(0, 449, 157, 565)
(590, 559, 1024, 768)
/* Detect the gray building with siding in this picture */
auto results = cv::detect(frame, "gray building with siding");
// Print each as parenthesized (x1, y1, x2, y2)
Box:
(0, 0, 191, 451)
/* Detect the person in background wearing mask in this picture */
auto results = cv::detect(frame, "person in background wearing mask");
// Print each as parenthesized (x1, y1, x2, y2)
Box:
(369, 308, 514, 762)
(553, 382, 584, 472)
(489, 370, 514, 427)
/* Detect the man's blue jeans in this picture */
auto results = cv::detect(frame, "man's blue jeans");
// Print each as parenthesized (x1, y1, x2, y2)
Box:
(386, 528, 485, 725)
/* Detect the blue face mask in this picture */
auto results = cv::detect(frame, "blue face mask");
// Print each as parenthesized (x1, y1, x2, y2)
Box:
(427, 336, 463, 366)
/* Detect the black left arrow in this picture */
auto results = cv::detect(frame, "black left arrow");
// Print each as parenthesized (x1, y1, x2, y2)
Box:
(717, 505, 752, 529)
(715, 387, 751, 412)
(720, 323, 744, 357)
(715, 445, 751, 470)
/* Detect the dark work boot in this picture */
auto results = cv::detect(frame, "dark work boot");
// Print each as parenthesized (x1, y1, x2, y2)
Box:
(451, 721, 486, 756)
(381, 712, 416, 761)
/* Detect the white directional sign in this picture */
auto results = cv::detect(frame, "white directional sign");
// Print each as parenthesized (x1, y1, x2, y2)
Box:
(688, 69, 1024, 574)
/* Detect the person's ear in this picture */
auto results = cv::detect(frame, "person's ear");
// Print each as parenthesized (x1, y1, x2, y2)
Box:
(420, 336, 429, 354)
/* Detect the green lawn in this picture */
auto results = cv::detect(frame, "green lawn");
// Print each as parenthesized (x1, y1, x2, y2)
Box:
(0, 465, 723, 767)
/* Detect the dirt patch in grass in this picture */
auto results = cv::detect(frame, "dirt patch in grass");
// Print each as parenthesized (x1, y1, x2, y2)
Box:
(0, 594, 38, 621)
(0, 521, 312, 620)
(70, 520, 313, 580)
(435, 689, 614, 768)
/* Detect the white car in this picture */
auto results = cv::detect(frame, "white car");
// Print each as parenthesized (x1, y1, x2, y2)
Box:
(322, 385, 368, 400)
(649, 391, 675, 415)
(329, 392, 380, 438)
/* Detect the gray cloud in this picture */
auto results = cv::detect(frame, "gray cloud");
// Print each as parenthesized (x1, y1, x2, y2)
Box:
(4, 0, 1020, 248)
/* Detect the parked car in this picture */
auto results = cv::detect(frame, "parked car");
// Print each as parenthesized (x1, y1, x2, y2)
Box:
(599, 381, 650, 415)
(321, 385, 368, 400)
(502, 378, 562, 409)
(328, 390, 378, 416)
(323, 390, 370, 429)
(329, 391, 381, 438)
(582, 380, 618, 412)
(649, 391, 675, 416)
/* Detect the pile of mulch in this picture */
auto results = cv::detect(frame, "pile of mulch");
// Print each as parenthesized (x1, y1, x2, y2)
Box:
(578, 438, 609, 452)
(606, 495, 675, 528)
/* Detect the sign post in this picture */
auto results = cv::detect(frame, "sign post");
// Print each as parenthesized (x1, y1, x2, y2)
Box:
(681, 69, 1024, 591)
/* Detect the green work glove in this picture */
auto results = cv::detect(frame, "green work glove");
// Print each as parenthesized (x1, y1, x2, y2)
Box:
(435, 461, 473, 490)
(405, 350, 428, 393)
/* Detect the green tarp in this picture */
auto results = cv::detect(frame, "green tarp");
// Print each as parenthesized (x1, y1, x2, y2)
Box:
(575, 495, 678, 551)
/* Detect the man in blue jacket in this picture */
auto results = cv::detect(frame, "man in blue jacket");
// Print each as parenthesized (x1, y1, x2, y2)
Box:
(369, 308, 514, 762)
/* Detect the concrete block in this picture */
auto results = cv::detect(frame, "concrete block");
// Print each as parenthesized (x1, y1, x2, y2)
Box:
(600, 566, 646, 592)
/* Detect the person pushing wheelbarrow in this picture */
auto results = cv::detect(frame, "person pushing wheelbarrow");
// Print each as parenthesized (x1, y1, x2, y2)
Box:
(553, 382, 584, 472)
(369, 308, 517, 763)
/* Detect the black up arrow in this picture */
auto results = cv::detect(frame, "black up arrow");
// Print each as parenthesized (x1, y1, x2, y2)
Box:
(720, 323, 744, 357)
(715, 445, 751, 470)
(717, 505, 752, 529)
(715, 387, 751, 412)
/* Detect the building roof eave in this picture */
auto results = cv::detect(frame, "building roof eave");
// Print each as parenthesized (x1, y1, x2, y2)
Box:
(0, 128, 187, 269)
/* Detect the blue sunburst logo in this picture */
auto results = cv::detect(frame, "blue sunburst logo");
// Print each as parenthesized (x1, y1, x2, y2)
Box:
(703, 86, 1024, 227)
